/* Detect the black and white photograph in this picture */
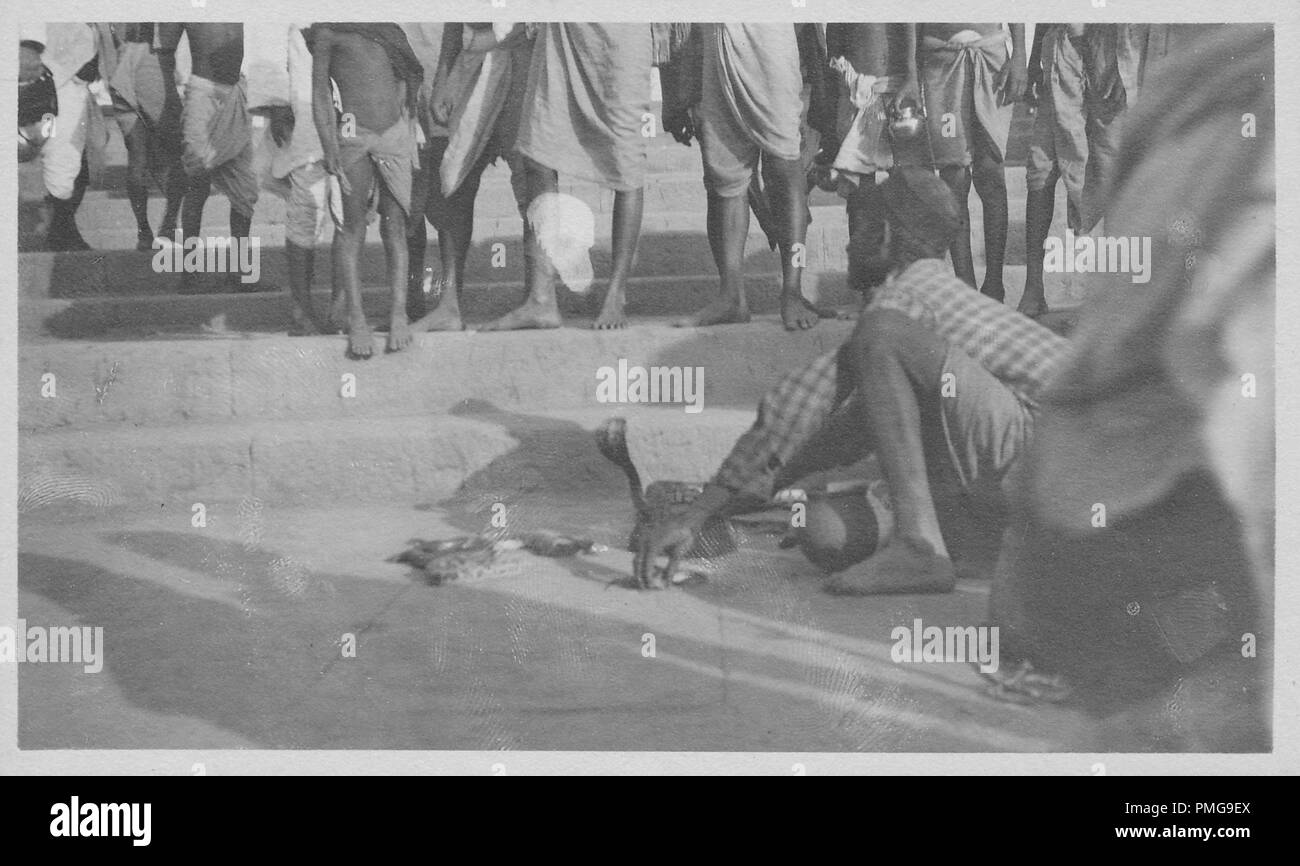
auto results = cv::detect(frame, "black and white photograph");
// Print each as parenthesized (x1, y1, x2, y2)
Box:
(4, 1, 1289, 776)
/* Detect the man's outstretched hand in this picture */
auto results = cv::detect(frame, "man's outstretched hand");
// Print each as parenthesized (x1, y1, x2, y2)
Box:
(631, 483, 733, 588)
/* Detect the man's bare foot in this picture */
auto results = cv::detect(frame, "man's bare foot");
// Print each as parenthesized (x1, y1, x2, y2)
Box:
(386, 314, 413, 352)
(593, 295, 628, 329)
(412, 303, 464, 332)
(1017, 292, 1049, 318)
(593, 284, 629, 329)
(675, 296, 749, 328)
(346, 318, 375, 359)
(593, 310, 628, 329)
(478, 299, 562, 331)
(823, 537, 956, 595)
(782, 294, 836, 331)
(979, 281, 1006, 303)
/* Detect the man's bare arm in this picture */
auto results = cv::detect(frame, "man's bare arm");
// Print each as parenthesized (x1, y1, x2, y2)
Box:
(998, 23, 1028, 103)
(1009, 24, 1027, 58)
(437, 23, 463, 82)
(1026, 24, 1050, 107)
(153, 23, 183, 127)
(310, 26, 341, 177)
(993, 23, 1024, 102)
(898, 24, 920, 106)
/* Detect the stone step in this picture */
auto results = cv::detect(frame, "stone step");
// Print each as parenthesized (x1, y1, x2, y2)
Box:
(18, 406, 757, 511)
(19, 320, 853, 432)
(17, 207, 858, 299)
(21, 263, 1082, 342)
(19, 271, 848, 340)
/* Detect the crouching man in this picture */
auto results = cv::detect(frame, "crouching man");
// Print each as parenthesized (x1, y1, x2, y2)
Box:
(635, 167, 1070, 593)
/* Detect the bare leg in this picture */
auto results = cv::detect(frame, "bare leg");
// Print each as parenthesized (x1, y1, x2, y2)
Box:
(227, 207, 271, 292)
(285, 240, 320, 335)
(178, 174, 211, 291)
(939, 164, 976, 289)
(334, 159, 376, 358)
(325, 285, 348, 335)
(512, 155, 546, 297)
(124, 123, 154, 249)
(406, 205, 430, 321)
(594, 187, 645, 329)
(480, 158, 562, 331)
(825, 310, 956, 595)
(1020, 167, 1059, 317)
(767, 155, 831, 330)
(179, 174, 208, 241)
(414, 155, 490, 333)
(405, 142, 439, 321)
(324, 206, 349, 335)
(677, 190, 751, 327)
(158, 154, 186, 239)
(378, 187, 412, 352)
(972, 128, 1009, 301)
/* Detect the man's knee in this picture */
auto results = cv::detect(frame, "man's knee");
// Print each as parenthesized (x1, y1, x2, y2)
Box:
(700, 131, 758, 197)
(761, 154, 804, 186)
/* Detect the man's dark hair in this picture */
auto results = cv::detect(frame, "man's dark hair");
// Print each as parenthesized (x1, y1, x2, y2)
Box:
(881, 167, 962, 266)
(846, 168, 961, 292)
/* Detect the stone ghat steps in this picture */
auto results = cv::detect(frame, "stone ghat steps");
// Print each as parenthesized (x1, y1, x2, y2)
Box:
(19, 271, 860, 341)
(19, 320, 853, 433)
(18, 406, 758, 513)
(17, 207, 858, 300)
(19, 166, 1059, 309)
(20, 263, 1079, 342)
(18, 297, 1083, 509)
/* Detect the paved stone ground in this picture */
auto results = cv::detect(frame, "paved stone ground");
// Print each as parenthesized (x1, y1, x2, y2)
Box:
(17, 496, 1094, 752)
(18, 488, 1266, 753)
